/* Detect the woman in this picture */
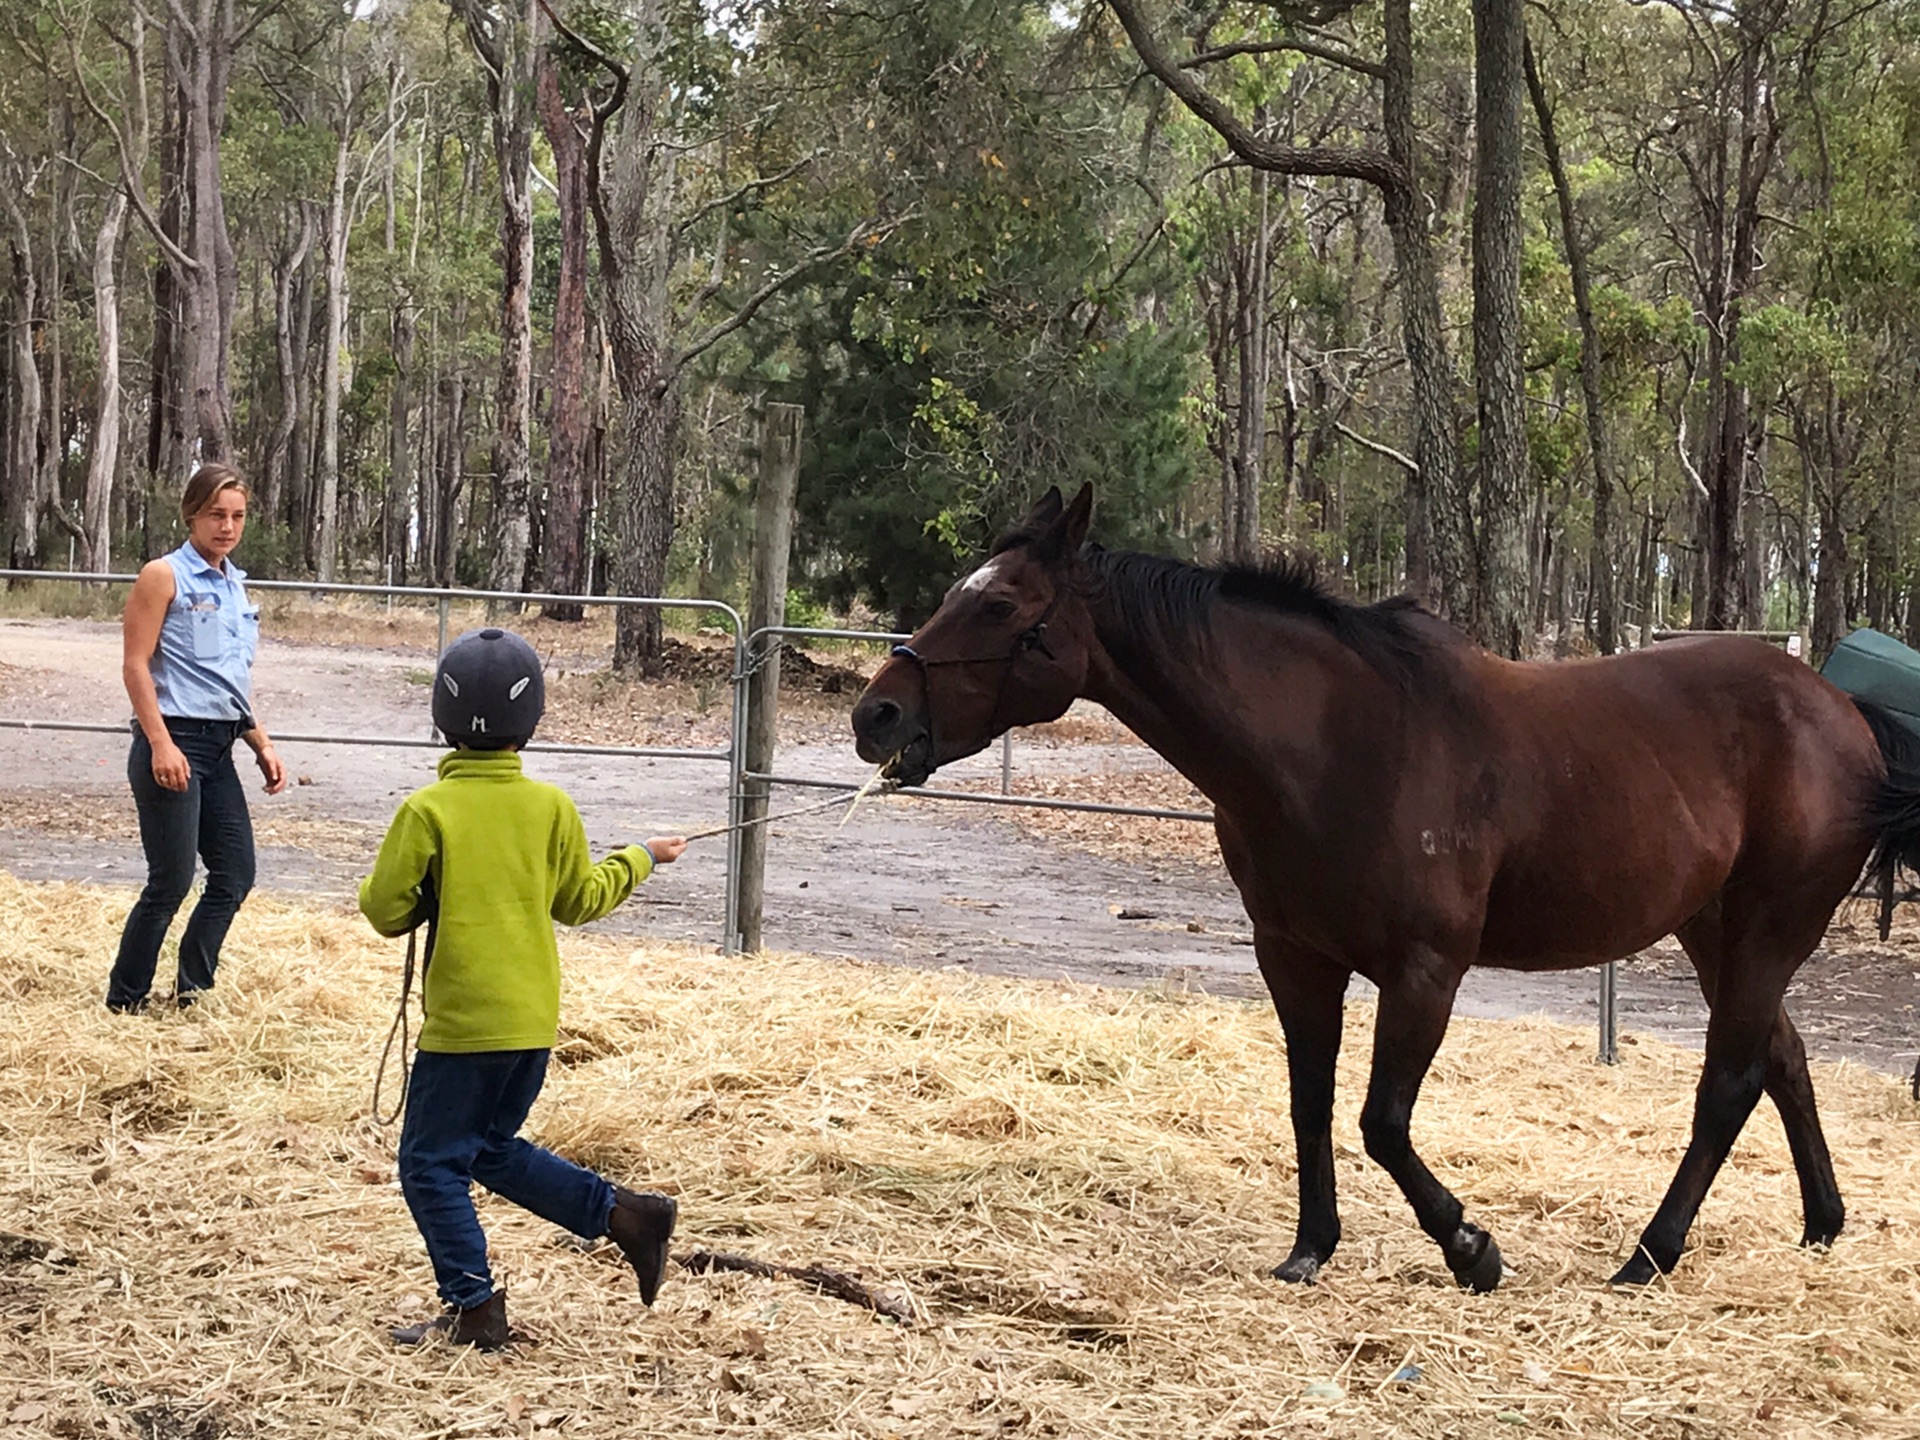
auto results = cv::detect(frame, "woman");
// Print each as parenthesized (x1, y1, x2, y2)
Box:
(106, 464, 288, 1013)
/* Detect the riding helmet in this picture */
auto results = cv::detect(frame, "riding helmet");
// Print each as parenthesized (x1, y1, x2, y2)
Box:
(432, 627, 545, 748)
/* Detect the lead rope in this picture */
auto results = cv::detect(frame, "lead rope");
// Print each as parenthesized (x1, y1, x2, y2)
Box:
(371, 923, 424, 1126)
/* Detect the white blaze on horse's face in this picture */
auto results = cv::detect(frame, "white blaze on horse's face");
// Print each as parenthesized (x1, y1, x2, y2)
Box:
(956, 557, 1006, 596)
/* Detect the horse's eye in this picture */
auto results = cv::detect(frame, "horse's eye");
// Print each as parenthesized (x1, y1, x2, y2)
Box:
(981, 599, 1017, 622)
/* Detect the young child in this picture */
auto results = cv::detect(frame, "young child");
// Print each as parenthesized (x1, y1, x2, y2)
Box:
(360, 626, 688, 1351)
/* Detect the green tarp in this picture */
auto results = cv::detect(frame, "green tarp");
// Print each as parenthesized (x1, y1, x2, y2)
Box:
(1820, 627, 1920, 740)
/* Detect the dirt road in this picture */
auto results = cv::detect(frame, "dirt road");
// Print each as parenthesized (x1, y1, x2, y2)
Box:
(4, 613, 1917, 1077)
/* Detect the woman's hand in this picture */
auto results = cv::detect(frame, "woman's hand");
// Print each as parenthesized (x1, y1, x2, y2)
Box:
(255, 744, 289, 795)
(150, 738, 192, 793)
(644, 836, 688, 865)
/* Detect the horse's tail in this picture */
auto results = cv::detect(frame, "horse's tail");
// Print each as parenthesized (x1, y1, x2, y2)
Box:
(1851, 698, 1920, 940)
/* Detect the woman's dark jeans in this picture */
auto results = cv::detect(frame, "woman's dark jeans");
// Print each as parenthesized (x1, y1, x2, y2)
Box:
(106, 719, 256, 1011)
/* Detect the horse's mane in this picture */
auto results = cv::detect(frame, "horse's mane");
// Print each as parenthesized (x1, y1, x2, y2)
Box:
(991, 522, 1453, 690)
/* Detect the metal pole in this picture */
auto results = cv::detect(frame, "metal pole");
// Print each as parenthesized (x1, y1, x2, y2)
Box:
(725, 633, 747, 954)
(736, 402, 803, 952)
(433, 596, 450, 742)
(1000, 732, 1013, 795)
(1599, 960, 1619, 1065)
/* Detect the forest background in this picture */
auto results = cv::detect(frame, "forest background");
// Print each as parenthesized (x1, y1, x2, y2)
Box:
(1, 0, 1914, 671)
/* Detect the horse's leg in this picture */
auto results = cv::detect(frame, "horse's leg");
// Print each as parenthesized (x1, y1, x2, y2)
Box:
(1361, 954, 1504, 1292)
(1672, 914, 1844, 1254)
(1614, 898, 1818, 1285)
(1256, 935, 1350, 1284)
(1760, 1009, 1845, 1247)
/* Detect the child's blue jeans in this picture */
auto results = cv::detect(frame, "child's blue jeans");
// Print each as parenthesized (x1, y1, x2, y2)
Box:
(398, 1048, 616, 1310)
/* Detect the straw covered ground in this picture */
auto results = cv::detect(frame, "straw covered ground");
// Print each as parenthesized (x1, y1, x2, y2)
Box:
(2, 872, 1919, 1439)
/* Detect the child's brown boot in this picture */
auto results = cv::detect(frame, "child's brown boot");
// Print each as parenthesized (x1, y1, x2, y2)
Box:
(391, 1291, 512, 1351)
(608, 1188, 677, 1306)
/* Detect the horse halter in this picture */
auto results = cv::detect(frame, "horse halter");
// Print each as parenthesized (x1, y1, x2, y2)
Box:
(887, 589, 1063, 765)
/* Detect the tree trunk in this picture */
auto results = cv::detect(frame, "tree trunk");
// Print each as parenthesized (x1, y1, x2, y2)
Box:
(265, 207, 314, 528)
(1812, 488, 1848, 659)
(1701, 22, 1778, 631)
(454, 0, 537, 596)
(170, 0, 238, 463)
(82, 187, 131, 572)
(288, 240, 317, 568)
(316, 122, 352, 582)
(538, 57, 590, 619)
(607, 329, 680, 673)
(1524, 38, 1617, 653)
(1382, 0, 1468, 617)
(593, 0, 681, 673)
(384, 96, 417, 588)
(436, 370, 467, 586)
(1470, 0, 1530, 658)
(3, 186, 43, 568)
(148, 65, 191, 494)
(1224, 166, 1268, 564)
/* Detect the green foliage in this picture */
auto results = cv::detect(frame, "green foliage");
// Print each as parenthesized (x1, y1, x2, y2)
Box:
(748, 0, 1201, 624)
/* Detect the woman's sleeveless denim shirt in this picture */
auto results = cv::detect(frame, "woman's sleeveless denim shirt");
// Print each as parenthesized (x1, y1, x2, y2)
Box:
(150, 543, 258, 723)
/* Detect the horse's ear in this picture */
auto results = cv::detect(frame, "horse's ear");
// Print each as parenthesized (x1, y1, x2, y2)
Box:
(1027, 486, 1065, 527)
(1059, 483, 1093, 551)
(1032, 483, 1092, 563)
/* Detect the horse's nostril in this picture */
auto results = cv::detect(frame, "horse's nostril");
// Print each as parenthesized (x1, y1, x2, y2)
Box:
(864, 699, 900, 735)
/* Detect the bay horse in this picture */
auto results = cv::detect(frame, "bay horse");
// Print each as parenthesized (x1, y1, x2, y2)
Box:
(851, 483, 1920, 1290)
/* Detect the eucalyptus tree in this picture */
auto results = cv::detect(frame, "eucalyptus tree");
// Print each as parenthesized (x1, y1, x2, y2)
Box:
(538, 0, 906, 672)
(756, 0, 1200, 624)
(0, 40, 49, 568)
(1103, 0, 1478, 626)
(445, 0, 538, 595)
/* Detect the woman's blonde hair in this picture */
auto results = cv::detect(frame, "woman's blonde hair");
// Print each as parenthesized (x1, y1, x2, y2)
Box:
(180, 464, 250, 523)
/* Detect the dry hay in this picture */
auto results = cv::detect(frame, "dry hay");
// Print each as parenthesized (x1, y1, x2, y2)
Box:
(1, 872, 1918, 1440)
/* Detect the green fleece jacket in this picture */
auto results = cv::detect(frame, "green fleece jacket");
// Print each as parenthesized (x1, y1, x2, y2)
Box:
(358, 749, 654, 1053)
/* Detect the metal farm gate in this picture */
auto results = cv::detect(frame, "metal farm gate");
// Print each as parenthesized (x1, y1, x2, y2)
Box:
(5, 571, 1661, 1063)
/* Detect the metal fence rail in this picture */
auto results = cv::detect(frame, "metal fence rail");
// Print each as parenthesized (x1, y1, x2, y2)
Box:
(0, 569, 750, 947)
(2, 579, 1639, 1060)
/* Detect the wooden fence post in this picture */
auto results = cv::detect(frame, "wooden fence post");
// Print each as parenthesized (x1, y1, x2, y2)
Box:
(738, 402, 803, 953)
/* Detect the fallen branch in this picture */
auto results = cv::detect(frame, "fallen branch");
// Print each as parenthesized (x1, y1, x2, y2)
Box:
(679, 1250, 914, 1325)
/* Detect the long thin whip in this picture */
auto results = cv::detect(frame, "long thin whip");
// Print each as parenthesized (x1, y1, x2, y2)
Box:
(680, 786, 870, 843)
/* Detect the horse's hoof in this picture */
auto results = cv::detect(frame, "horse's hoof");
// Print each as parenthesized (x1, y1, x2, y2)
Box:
(1609, 1250, 1662, 1287)
(1272, 1253, 1323, 1285)
(1801, 1209, 1844, 1250)
(1451, 1232, 1504, 1294)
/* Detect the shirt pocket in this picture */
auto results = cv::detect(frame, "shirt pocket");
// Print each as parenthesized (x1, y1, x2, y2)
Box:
(182, 594, 223, 660)
(237, 605, 261, 666)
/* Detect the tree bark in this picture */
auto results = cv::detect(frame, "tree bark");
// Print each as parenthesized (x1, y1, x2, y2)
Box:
(264, 206, 314, 528)
(316, 111, 353, 581)
(1108, 0, 1470, 615)
(1470, 0, 1530, 657)
(1381, 0, 1468, 614)
(82, 187, 131, 573)
(1223, 164, 1269, 564)
(384, 78, 417, 587)
(451, 0, 537, 597)
(537, 55, 590, 619)
(2, 183, 43, 568)
(171, 0, 239, 462)
(1524, 38, 1617, 653)
(148, 66, 190, 497)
